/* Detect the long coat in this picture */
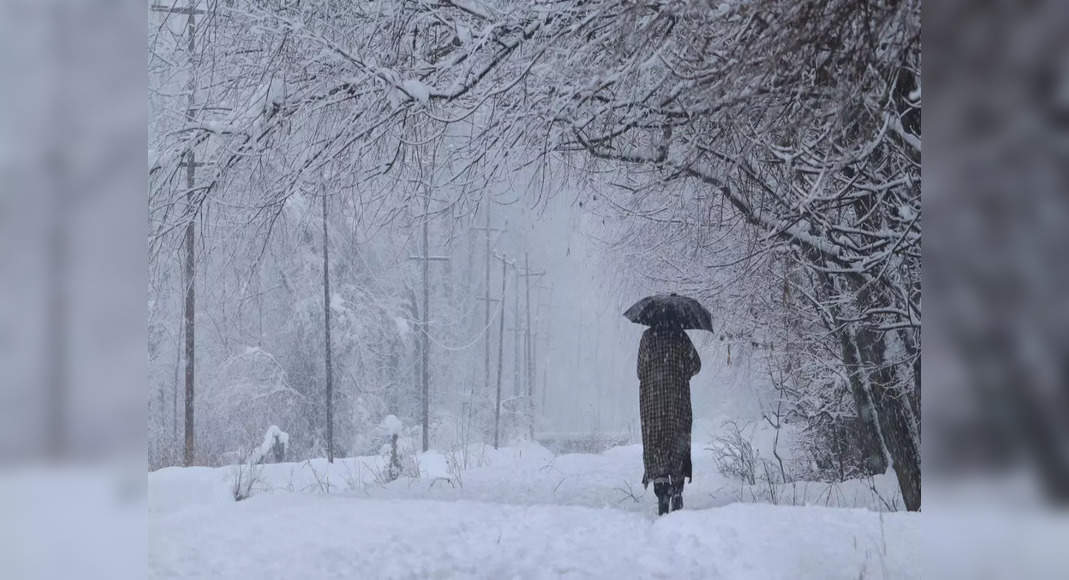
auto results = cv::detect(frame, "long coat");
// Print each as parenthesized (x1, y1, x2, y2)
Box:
(638, 326, 701, 487)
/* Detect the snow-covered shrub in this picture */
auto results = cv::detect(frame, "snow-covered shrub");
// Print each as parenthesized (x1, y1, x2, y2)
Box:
(379, 415, 403, 482)
(200, 347, 311, 466)
(709, 421, 758, 485)
(301, 459, 334, 495)
(373, 415, 419, 484)
(444, 449, 466, 488)
(248, 425, 290, 465)
(798, 415, 885, 482)
(230, 458, 263, 501)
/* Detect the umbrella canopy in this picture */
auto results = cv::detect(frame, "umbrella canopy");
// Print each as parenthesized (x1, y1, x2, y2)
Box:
(624, 293, 713, 331)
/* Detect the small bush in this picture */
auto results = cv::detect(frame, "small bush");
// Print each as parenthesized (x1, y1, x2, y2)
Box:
(373, 418, 420, 484)
(799, 415, 884, 482)
(709, 421, 758, 485)
(231, 460, 263, 501)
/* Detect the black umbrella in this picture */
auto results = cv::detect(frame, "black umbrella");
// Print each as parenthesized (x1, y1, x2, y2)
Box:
(623, 293, 713, 331)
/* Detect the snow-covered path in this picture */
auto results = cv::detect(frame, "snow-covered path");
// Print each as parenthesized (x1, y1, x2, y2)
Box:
(149, 443, 927, 578)
(146, 444, 923, 576)
(150, 494, 918, 579)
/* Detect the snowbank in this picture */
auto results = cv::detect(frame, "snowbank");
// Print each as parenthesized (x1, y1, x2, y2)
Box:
(417, 451, 451, 481)
(148, 443, 902, 515)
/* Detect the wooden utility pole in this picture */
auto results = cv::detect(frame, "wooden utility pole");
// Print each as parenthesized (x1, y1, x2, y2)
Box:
(420, 188, 430, 452)
(44, 3, 72, 460)
(472, 205, 502, 397)
(181, 1, 198, 468)
(509, 268, 522, 398)
(182, 162, 195, 466)
(321, 187, 335, 463)
(409, 190, 449, 452)
(483, 208, 491, 399)
(518, 252, 544, 439)
(472, 205, 502, 443)
(493, 254, 509, 449)
(153, 0, 206, 467)
(537, 286, 552, 417)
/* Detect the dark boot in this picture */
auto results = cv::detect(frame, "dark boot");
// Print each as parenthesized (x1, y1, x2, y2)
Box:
(654, 481, 671, 515)
(671, 480, 684, 512)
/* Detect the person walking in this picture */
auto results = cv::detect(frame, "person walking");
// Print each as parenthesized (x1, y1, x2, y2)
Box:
(638, 321, 701, 514)
(624, 293, 711, 515)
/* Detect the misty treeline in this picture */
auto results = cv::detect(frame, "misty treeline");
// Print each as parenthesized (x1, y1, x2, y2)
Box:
(148, 1, 920, 509)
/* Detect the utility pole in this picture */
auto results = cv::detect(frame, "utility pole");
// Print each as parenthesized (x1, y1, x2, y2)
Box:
(508, 268, 522, 398)
(537, 285, 552, 418)
(420, 189, 430, 452)
(153, 0, 206, 467)
(180, 1, 197, 469)
(409, 187, 449, 452)
(483, 207, 491, 400)
(472, 205, 503, 397)
(493, 253, 509, 449)
(321, 185, 334, 463)
(518, 252, 544, 439)
(45, 4, 71, 460)
(472, 204, 502, 443)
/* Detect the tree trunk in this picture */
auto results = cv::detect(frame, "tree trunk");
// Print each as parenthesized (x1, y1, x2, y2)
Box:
(900, 328, 921, 432)
(816, 269, 887, 477)
(839, 327, 889, 476)
(852, 326, 922, 511)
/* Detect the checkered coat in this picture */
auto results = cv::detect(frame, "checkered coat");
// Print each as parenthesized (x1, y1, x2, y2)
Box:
(638, 327, 701, 487)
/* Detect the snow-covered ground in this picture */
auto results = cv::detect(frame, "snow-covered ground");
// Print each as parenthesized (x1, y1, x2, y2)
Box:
(148, 443, 929, 578)
(151, 493, 918, 579)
